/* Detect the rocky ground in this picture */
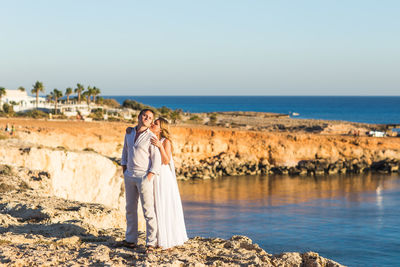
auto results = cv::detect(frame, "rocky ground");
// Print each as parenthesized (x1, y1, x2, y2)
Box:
(193, 111, 380, 134)
(0, 164, 344, 266)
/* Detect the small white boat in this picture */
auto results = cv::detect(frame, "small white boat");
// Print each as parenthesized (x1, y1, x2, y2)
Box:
(291, 112, 300, 116)
(368, 131, 385, 137)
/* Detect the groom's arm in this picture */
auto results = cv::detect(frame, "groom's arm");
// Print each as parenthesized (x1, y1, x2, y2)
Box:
(121, 134, 128, 173)
(148, 143, 161, 180)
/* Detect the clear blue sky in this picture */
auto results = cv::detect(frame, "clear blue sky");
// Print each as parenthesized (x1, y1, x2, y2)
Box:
(1, 0, 399, 95)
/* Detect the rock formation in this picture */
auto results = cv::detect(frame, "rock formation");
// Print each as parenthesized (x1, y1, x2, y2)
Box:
(0, 164, 344, 266)
(3, 118, 400, 180)
(0, 142, 124, 211)
(0, 118, 395, 266)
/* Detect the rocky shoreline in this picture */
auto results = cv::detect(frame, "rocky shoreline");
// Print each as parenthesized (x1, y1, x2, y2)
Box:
(0, 164, 344, 266)
(0, 117, 398, 265)
(176, 153, 400, 179)
(2, 117, 400, 181)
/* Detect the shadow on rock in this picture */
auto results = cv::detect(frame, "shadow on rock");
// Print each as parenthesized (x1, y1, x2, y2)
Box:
(0, 222, 93, 239)
(0, 204, 49, 223)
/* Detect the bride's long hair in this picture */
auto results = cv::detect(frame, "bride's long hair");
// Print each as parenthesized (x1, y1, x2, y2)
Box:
(157, 117, 173, 152)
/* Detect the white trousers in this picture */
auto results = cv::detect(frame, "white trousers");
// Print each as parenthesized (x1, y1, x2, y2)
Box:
(124, 174, 158, 246)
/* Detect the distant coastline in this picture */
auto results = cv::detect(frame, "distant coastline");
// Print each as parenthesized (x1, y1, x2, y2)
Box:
(103, 95, 400, 125)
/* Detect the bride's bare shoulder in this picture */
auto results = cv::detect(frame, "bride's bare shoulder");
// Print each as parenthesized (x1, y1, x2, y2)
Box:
(162, 138, 172, 151)
(162, 138, 171, 147)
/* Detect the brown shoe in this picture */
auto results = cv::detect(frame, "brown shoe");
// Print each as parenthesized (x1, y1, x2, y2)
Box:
(120, 240, 137, 249)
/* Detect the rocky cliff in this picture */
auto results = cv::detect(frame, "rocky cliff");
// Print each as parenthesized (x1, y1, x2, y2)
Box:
(170, 127, 400, 178)
(0, 164, 344, 266)
(0, 140, 132, 231)
(0, 142, 122, 211)
(3, 118, 400, 179)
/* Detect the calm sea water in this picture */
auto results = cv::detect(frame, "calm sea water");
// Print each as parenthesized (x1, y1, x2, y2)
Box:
(106, 95, 400, 265)
(105, 96, 400, 124)
(178, 174, 400, 267)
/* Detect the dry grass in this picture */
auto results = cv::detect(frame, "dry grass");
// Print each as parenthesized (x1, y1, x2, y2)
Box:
(0, 240, 12, 245)
(0, 133, 8, 140)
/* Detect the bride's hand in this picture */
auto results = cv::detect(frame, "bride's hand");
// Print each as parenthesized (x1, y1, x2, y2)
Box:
(126, 127, 132, 134)
(150, 137, 162, 148)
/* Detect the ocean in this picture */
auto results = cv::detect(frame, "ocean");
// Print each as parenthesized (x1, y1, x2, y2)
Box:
(104, 96, 400, 124)
(106, 95, 400, 265)
(179, 173, 400, 267)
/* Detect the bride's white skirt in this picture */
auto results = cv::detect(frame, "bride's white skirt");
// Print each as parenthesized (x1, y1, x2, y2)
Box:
(154, 163, 188, 249)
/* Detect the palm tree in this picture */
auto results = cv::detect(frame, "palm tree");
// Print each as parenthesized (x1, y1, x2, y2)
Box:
(92, 86, 101, 103)
(0, 87, 6, 111)
(31, 81, 45, 109)
(74, 83, 84, 103)
(86, 86, 94, 104)
(18, 86, 25, 92)
(51, 89, 63, 114)
(65, 87, 73, 103)
(81, 91, 90, 109)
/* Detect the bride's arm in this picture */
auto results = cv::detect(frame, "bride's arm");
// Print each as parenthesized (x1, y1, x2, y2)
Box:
(151, 137, 171, 165)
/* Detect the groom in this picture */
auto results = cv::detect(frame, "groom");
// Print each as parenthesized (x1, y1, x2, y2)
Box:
(121, 108, 161, 249)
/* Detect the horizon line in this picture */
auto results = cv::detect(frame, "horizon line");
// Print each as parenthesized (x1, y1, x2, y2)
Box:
(101, 94, 400, 97)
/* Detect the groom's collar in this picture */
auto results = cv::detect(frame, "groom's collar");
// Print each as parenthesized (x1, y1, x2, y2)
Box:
(134, 126, 149, 134)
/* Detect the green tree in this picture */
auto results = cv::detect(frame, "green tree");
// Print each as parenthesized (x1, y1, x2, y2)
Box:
(31, 81, 45, 109)
(85, 86, 94, 104)
(46, 94, 53, 103)
(0, 87, 6, 111)
(122, 99, 152, 110)
(89, 108, 104, 120)
(18, 86, 25, 92)
(189, 115, 202, 123)
(92, 86, 101, 103)
(50, 89, 63, 114)
(81, 90, 90, 105)
(170, 110, 182, 123)
(2, 103, 13, 115)
(158, 106, 171, 115)
(65, 87, 73, 103)
(74, 83, 84, 103)
(101, 98, 121, 108)
(209, 113, 217, 125)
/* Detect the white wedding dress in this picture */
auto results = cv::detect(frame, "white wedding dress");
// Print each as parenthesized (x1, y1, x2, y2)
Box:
(154, 139, 188, 249)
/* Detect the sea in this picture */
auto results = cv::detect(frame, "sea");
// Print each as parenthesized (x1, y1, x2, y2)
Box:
(178, 174, 400, 267)
(106, 95, 400, 266)
(105, 96, 400, 125)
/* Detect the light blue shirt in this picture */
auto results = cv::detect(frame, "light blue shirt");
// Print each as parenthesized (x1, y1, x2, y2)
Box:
(121, 127, 161, 177)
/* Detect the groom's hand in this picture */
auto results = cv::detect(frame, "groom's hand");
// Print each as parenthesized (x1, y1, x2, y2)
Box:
(147, 172, 154, 181)
(126, 127, 133, 134)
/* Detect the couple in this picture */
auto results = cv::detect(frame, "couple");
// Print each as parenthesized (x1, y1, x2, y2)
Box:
(121, 108, 188, 252)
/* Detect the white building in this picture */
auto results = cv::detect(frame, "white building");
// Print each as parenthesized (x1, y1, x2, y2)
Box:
(1, 89, 104, 118)
(1, 89, 47, 112)
(368, 131, 386, 137)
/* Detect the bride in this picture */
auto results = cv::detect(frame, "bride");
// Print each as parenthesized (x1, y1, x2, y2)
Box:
(148, 117, 188, 249)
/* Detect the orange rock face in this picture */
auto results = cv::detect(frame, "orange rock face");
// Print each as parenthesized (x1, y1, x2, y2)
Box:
(170, 125, 400, 166)
(2, 118, 400, 168)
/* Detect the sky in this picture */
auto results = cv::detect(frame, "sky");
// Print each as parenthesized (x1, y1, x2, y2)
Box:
(1, 0, 399, 96)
